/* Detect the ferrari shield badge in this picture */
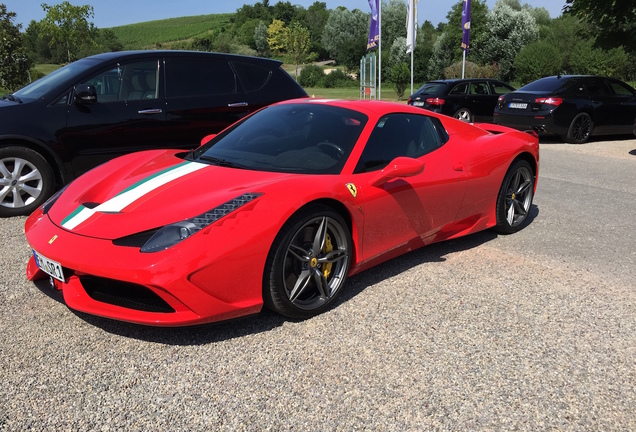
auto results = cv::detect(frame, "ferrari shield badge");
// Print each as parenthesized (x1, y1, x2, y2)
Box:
(346, 183, 357, 198)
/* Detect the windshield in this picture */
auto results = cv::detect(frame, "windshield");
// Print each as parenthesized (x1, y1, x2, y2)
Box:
(13, 58, 98, 101)
(192, 103, 368, 174)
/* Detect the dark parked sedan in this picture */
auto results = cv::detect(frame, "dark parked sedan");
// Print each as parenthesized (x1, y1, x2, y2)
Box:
(493, 75, 636, 144)
(0, 50, 308, 216)
(407, 78, 515, 123)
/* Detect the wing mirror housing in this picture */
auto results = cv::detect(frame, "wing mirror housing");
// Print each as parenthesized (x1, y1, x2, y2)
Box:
(74, 84, 97, 105)
(371, 157, 424, 187)
(201, 133, 217, 145)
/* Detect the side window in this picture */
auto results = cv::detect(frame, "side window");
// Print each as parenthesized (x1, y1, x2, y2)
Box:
(585, 79, 611, 96)
(354, 114, 448, 173)
(490, 82, 515, 95)
(232, 61, 271, 92)
(449, 83, 468, 95)
(608, 81, 635, 96)
(470, 82, 490, 95)
(83, 60, 159, 103)
(165, 58, 236, 98)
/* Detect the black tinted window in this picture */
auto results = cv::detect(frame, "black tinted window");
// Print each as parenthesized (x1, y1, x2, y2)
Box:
(608, 80, 636, 96)
(83, 60, 158, 103)
(519, 77, 584, 93)
(232, 61, 272, 92)
(449, 83, 468, 95)
(416, 82, 447, 95)
(354, 114, 448, 173)
(166, 58, 236, 98)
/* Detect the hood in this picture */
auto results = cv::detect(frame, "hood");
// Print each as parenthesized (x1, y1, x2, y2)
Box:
(48, 150, 291, 240)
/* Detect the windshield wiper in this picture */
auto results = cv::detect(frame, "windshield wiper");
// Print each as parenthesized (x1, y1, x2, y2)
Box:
(199, 155, 246, 169)
(1, 94, 22, 103)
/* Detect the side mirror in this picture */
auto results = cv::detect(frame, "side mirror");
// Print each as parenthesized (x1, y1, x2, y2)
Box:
(201, 133, 217, 145)
(74, 84, 97, 104)
(371, 156, 424, 187)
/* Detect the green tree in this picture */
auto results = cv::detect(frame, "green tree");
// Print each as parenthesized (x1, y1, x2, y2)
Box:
(475, 1, 538, 81)
(513, 41, 562, 84)
(569, 39, 629, 78)
(390, 62, 410, 100)
(564, 0, 636, 53)
(381, 0, 408, 49)
(0, 4, 32, 91)
(254, 20, 270, 56)
(267, 19, 287, 54)
(284, 21, 311, 78)
(427, 0, 488, 79)
(40, 1, 95, 63)
(321, 7, 367, 71)
(299, 1, 329, 59)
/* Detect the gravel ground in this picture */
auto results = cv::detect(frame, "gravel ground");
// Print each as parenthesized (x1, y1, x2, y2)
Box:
(1, 136, 635, 431)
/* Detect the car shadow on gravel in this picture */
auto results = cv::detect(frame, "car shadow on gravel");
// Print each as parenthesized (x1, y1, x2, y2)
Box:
(35, 205, 539, 345)
(539, 134, 635, 145)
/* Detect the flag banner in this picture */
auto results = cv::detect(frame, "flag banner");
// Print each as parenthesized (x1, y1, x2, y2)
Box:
(367, 0, 379, 50)
(406, 0, 417, 54)
(461, 0, 471, 52)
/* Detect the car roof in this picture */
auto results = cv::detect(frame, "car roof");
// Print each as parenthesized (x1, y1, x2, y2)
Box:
(85, 50, 283, 66)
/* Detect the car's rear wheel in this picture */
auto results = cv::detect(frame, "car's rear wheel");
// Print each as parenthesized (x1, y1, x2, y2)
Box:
(0, 146, 54, 217)
(454, 108, 473, 123)
(494, 160, 534, 234)
(564, 112, 593, 144)
(263, 204, 351, 319)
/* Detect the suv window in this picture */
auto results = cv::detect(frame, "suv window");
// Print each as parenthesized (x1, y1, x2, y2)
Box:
(490, 82, 514, 95)
(232, 61, 272, 92)
(83, 60, 159, 103)
(166, 58, 236, 98)
(449, 83, 468, 95)
(608, 80, 636, 96)
(354, 114, 448, 173)
(470, 82, 490, 95)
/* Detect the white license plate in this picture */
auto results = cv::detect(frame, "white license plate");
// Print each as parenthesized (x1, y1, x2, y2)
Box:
(413, 101, 425, 107)
(509, 102, 528, 109)
(33, 250, 65, 282)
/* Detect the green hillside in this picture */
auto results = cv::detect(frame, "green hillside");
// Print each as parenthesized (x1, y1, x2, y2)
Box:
(109, 14, 232, 50)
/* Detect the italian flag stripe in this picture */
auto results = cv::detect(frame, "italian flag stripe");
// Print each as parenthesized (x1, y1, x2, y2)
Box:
(61, 161, 207, 230)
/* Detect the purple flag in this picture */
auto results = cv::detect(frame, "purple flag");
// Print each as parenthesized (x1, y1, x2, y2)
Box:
(367, 0, 379, 50)
(461, 0, 471, 52)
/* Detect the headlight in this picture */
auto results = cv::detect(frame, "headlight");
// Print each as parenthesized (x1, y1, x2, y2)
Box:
(141, 193, 262, 253)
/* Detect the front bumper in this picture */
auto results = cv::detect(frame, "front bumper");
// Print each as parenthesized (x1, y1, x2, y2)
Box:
(25, 209, 265, 326)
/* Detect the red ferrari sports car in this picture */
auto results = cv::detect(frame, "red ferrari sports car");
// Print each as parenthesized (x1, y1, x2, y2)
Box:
(25, 99, 539, 326)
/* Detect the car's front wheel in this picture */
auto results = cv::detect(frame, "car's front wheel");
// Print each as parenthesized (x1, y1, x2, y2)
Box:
(564, 112, 594, 144)
(263, 204, 351, 319)
(494, 160, 535, 234)
(453, 108, 473, 123)
(0, 146, 55, 217)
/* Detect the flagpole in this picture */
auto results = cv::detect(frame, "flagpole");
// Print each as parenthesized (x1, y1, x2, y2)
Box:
(378, 1, 381, 100)
(462, 50, 466, 79)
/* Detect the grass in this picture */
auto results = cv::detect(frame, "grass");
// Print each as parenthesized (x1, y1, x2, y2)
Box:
(109, 14, 232, 50)
(304, 86, 407, 103)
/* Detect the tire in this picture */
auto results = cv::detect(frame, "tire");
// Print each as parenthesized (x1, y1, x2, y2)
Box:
(0, 146, 55, 217)
(494, 160, 535, 234)
(263, 204, 352, 319)
(453, 108, 473, 123)
(565, 112, 594, 144)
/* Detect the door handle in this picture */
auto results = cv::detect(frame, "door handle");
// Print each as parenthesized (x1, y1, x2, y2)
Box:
(453, 163, 464, 172)
(138, 109, 163, 114)
(228, 102, 248, 107)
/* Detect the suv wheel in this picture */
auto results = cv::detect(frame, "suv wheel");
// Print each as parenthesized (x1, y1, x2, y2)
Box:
(0, 146, 55, 217)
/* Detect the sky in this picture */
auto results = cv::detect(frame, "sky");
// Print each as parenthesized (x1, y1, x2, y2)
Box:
(5, 0, 567, 30)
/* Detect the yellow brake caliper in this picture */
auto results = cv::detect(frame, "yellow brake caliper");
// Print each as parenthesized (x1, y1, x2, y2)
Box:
(322, 233, 333, 279)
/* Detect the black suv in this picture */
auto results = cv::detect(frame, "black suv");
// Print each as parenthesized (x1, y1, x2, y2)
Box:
(407, 78, 515, 123)
(493, 75, 636, 143)
(0, 50, 308, 216)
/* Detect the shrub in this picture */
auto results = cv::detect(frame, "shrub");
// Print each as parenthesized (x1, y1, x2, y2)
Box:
(298, 65, 325, 87)
(323, 69, 356, 88)
(443, 61, 500, 79)
(513, 41, 562, 85)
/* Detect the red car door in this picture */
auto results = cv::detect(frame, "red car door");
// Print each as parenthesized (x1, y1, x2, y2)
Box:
(350, 113, 467, 264)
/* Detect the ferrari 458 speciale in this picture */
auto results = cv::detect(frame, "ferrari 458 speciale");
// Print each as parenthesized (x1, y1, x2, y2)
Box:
(25, 99, 539, 326)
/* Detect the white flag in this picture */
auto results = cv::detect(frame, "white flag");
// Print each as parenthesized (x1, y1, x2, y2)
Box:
(406, 0, 417, 54)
